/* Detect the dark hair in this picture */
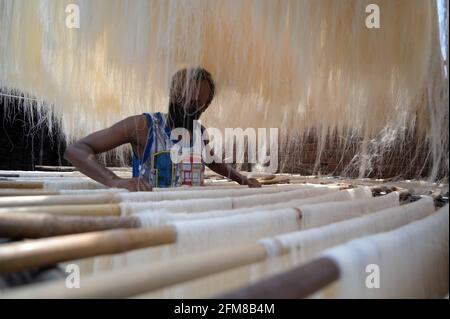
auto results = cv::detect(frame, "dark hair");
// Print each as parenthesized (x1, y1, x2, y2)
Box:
(169, 67, 215, 107)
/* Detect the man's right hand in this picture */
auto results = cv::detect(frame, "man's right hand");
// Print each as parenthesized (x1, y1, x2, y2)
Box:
(109, 178, 153, 192)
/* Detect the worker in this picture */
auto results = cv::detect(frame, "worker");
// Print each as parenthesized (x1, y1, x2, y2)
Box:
(64, 67, 262, 191)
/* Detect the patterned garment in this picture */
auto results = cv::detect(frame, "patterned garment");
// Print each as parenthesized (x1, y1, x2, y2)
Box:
(131, 112, 205, 188)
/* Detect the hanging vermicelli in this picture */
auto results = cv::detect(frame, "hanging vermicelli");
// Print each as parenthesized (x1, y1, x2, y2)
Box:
(135, 190, 395, 228)
(316, 205, 449, 298)
(0, 189, 395, 273)
(0, 185, 341, 219)
(0, 195, 436, 298)
(66, 189, 378, 279)
(42, 179, 107, 190)
(0, 188, 379, 239)
(67, 188, 367, 275)
(293, 191, 400, 229)
(117, 183, 323, 203)
(120, 186, 338, 215)
(145, 197, 434, 298)
(0, 183, 331, 210)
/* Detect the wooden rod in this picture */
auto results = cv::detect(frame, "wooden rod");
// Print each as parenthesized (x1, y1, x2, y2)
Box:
(0, 204, 120, 216)
(218, 256, 340, 299)
(258, 177, 290, 185)
(0, 183, 306, 204)
(0, 181, 44, 189)
(33, 165, 76, 171)
(0, 213, 140, 238)
(0, 189, 59, 197)
(0, 226, 177, 274)
(0, 243, 267, 298)
(0, 193, 118, 207)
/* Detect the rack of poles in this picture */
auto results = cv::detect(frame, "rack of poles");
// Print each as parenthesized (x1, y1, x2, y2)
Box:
(0, 169, 447, 299)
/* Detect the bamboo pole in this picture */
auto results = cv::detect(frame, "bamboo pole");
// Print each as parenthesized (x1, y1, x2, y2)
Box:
(0, 177, 286, 192)
(218, 256, 340, 298)
(0, 226, 177, 274)
(0, 243, 267, 298)
(0, 204, 120, 216)
(0, 187, 335, 217)
(0, 184, 243, 197)
(0, 181, 44, 189)
(0, 193, 119, 207)
(246, 173, 276, 180)
(258, 177, 290, 185)
(0, 213, 140, 238)
(0, 189, 59, 197)
(0, 183, 312, 207)
(34, 165, 76, 172)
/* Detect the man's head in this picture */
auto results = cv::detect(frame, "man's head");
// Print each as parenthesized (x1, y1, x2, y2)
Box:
(168, 67, 215, 131)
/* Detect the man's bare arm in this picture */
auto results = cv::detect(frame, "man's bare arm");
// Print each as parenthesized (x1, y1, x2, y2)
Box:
(206, 162, 260, 187)
(64, 115, 152, 191)
(202, 136, 261, 187)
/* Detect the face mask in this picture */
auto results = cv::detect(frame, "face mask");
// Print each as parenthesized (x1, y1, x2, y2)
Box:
(168, 103, 202, 131)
